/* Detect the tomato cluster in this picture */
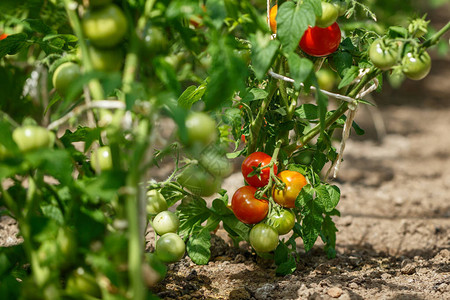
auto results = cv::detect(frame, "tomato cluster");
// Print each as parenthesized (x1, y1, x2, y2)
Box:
(230, 151, 309, 253)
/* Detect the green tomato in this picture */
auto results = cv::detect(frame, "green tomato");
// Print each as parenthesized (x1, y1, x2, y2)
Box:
(316, 2, 339, 28)
(12, 126, 55, 153)
(249, 223, 279, 253)
(82, 4, 128, 48)
(66, 268, 101, 298)
(0, 144, 9, 160)
(316, 68, 336, 91)
(152, 211, 180, 236)
(177, 164, 221, 197)
(155, 233, 185, 263)
(331, 0, 348, 16)
(293, 150, 314, 165)
(52, 62, 82, 97)
(85, 46, 123, 72)
(90, 146, 113, 173)
(185, 112, 217, 146)
(369, 39, 398, 71)
(147, 190, 168, 215)
(402, 51, 431, 80)
(57, 228, 77, 268)
(268, 210, 295, 235)
(142, 26, 169, 55)
(89, 0, 113, 7)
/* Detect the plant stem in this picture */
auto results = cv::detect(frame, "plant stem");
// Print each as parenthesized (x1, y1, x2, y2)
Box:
(422, 21, 450, 48)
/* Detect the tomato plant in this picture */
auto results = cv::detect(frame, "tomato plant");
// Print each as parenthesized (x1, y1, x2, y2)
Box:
(249, 223, 279, 253)
(402, 51, 432, 80)
(241, 152, 277, 188)
(152, 211, 180, 236)
(273, 171, 308, 208)
(155, 233, 186, 264)
(299, 22, 341, 57)
(231, 186, 269, 224)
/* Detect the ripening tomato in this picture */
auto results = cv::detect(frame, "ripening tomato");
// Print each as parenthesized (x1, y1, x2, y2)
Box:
(152, 211, 180, 236)
(241, 152, 277, 188)
(147, 190, 168, 215)
(155, 233, 185, 263)
(269, 5, 277, 33)
(0, 33, 8, 40)
(82, 4, 128, 48)
(52, 62, 82, 97)
(231, 186, 268, 224)
(402, 51, 431, 80)
(90, 146, 113, 173)
(249, 223, 279, 253)
(316, 2, 339, 28)
(273, 170, 308, 208)
(299, 22, 341, 57)
(369, 39, 398, 70)
(268, 209, 295, 235)
(12, 126, 55, 153)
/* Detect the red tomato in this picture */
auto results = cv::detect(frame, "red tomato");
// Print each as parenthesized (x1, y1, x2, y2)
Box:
(273, 170, 307, 208)
(299, 22, 341, 57)
(0, 33, 8, 41)
(231, 186, 269, 224)
(241, 152, 277, 188)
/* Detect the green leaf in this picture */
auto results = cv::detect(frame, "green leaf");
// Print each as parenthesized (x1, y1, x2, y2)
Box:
(0, 33, 29, 59)
(321, 215, 338, 258)
(296, 184, 314, 207)
(187, 229, 211, 265)
(25, 149, 73, 185)
(177, 82, 207, 109)
(287, 53, 314, 90)
(338, 66, 359, 89)
(240, 88, 268, 103)
(330, 51, 354, 78)
(23, 19, 54, 35)
(277, 1, 315, 53)
(153, 57, 181, 96)
(275, 256, 297, 276)
(295, 104, 318, 120)
(352, 121, 365, 135)
(249, 32, 280, 80)
(80, 171, 125, 203)
(302, 201, 323, 252)
(274, 242, 289, 265)
(177, 196, 212, 237)
(314, 184, 340, 213)
(41, 205, 64, 225)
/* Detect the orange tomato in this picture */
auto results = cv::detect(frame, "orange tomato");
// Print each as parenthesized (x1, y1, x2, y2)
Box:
(269, 5, 277, 33)
(0, 33, 8, 40)
(273, 170, 307, 208)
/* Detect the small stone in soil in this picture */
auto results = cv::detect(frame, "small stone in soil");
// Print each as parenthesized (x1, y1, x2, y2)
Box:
(327, 287, 343, 298)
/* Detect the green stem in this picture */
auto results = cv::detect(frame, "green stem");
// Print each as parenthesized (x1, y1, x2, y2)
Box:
(298, 68, 381, 146)
(422, 21, 450, 48)
(63, 0, 104, 100)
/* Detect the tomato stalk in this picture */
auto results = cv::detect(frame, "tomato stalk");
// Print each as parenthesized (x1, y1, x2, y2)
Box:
(422, 20, 450, 49)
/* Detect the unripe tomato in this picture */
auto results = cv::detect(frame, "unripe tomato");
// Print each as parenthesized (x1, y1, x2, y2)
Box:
(369, 39, 398, 70)
(268, 209, 295, 235)
(57, 227, 77, 267)
(331, 0, 348, 16)
(152, 211, 180, 236)
(316, 68, 336, 91)
(293, 150, 314, 166)
(52, 62, 82, 97)
(82, 4, 128, 48)
(402, 51, 431, 80)
(66, 268, 101, 298)
(0, 144, 10, 160)
(90, 146, 113, 173)
(231, 186, 269, 224)
(241, 152, 277, 188)
(316, 2, 339, 28)
(155, 233, 185, 263)
(269, 5, 277, 33)
(273, 170, 308, 208)
(185, 112, 217, 146)
(249, 223, 279, 253)
(177, 164, 221, 197)
(142, 26, 169, 55)
(147, 190, 168, 215)
(299, 22, 341, 57)
(84, 46, 123, 72)
(12, 126, 55, 153)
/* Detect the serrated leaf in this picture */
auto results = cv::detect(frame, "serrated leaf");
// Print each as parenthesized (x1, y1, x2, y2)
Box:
(321, 215, 338, 258)
(187, 229, 211, 265)
(287, 53, 314, 90)
(41, 205, 64, 225)
(295, 104, 318, 120)
(23, 19, 54, 35)
(275, 256, 297, 275)
(315, 184, 339, 212)
(250, 32, 280, 80)
(330, 51, 354, 78)
(25, 149, 73, 185)
(0, 33, 28, 58)
(240, 88, 268, 102)
(277, 1, 315, 53)
(338, 66, 359, 89)
(296, 184, 313, 207)
(177, 83, 207, 109)
(177, 196, 212, 237)
(302, 202, 323, 252)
